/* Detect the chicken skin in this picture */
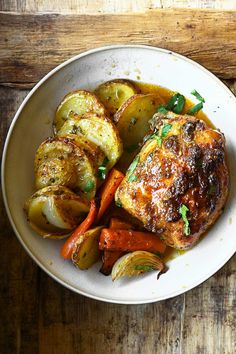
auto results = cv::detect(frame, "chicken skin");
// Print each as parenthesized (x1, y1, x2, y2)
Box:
(115, 112, 229, 249)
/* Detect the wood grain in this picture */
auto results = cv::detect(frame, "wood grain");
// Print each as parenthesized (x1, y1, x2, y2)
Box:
(0, 86, 235, 354)
(1, 0, 235, 13)
(0, 10, 236, 88)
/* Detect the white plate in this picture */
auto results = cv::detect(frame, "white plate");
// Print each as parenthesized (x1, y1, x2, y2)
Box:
(2, 45, 236, 304)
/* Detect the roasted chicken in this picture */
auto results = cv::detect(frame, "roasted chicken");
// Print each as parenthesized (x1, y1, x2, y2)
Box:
(116, 112, 229, 249)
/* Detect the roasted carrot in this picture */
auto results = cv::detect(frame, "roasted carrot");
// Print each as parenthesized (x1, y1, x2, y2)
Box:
(100, 218, 131, 275)
(100, 251, 124, 275)
(109, 217, 133, 230)
(60, 199, 98, 259)
(96, 169, 124, 222)
(99, 229, 166, 254)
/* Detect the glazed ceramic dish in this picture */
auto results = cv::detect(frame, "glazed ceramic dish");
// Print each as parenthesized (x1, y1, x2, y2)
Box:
(2, 45, 236, 304)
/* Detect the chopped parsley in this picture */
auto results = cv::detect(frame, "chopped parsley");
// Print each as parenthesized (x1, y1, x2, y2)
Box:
(150, 123, 172, 147)
(135, 265, 154, 272)
(179, 204, 190, 236)
(98, 157, 109, 180)
(187, 102, 203, 115)
(161, 123, 172, 137)
(115, 199, 123, 208)
(166, 93, 186, 114)
(84, 180, 95, 193)
(157, 106, 168, 114)
(128, 175, 138, 182)
(191, 89, 205, 103)
(127, 155, 140, 182)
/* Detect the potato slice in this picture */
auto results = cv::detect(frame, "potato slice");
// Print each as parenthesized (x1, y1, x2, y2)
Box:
(24, 186, 90, 239)
(35, 137, 98, 199)
(114, 94, 165, 150)
(54, 90, 106, 132)
(58, 113, 123, 169)
(57, 133, 105, 169)
(72, 226, 103, 269)
(95, 79, 137, 116)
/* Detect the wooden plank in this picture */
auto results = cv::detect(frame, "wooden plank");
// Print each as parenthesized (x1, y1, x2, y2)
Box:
(0, 86, 235, 353)
(0, 87, 40, 354)
(0, 0, 235, 13)
(0, 10, 236, 88)
(182, 256, 236, 354)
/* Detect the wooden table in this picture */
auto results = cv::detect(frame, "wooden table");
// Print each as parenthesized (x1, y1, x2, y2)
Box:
(0, 2, 236, 353)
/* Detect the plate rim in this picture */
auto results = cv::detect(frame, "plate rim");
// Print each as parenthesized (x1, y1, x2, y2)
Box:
(1, 44, 236, 304)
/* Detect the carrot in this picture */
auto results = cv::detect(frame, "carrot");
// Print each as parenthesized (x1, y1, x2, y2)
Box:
(100, 218, 131, 275)
(100, 250, 124, 275)
(109, 217, 132, 230)
(96, 169, 124, 222)
(60, 199, 97, 259)
(99, 229, 166, 254)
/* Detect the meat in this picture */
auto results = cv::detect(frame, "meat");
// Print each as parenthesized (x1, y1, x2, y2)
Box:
(115, 112, 229, 249)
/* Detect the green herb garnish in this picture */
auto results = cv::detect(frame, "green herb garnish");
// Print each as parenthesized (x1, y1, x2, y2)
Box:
(84, 180, 95, 193)
(150, 123, 172, 147)
(150, 134, 162, 147)
(191, 89, 205, 103)
(128, 175, 138, 182)
(187, 102, 203, 115)
(115, 199, 123, 208)
(179, 204, 190, 236)
(127, 155, 140, 178)
(166, 93, 186, 114)
(135, 265, 154, 272)
(157, 106, 168, 114)
(161, 123, 172, 137)
(98, 166, 106, 180)
(98, 157, 109, 180)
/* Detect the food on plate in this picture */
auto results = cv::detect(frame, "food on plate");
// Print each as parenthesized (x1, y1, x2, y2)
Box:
(54, 90, 106, 132)
(72, 226, 103, 270)
(24, 186, 90, 238)
(95, 79, 138, 116)
(100, 217, 132, 275)
(111, 251, 165, 281)
(115, 111, 229, 249)
(61, 198, 98, 259)
(24, 80, 229, 281)
(99, 228, 166, 253)
(57, 112, 123, 170)
(35, 136, 98, 199)
(96, 168, 124, 222)
(114, 93, 165, 150)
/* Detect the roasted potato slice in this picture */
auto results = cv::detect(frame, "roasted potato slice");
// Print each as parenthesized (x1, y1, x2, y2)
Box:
(54, 90, 106, 132)
(95, 79, 137, 116)
(58, 113, 123, 169)
(24, 186, 90, 239)
(35, 137, 98, 199)
(114, 94, 165, 150)
(72, 226, 103, 269)
(57, 133, 105, 169)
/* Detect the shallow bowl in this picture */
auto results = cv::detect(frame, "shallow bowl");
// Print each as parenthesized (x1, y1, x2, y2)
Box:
(2, 45, 236, 304)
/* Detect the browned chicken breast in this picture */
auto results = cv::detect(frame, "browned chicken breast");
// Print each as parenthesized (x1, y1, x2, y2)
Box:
(115, 112, 229, 249)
